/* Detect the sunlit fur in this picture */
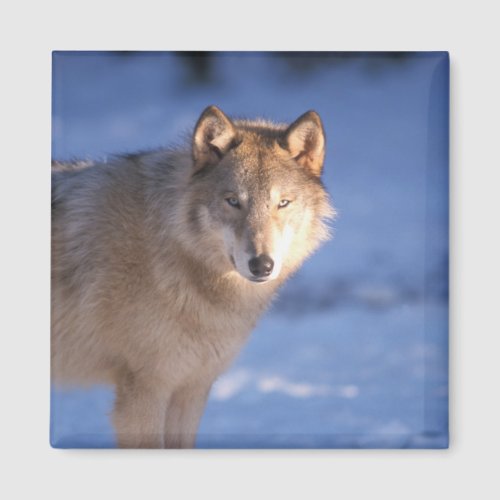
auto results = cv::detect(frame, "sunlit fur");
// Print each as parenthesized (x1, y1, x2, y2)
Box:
(51, 107, 335, 448)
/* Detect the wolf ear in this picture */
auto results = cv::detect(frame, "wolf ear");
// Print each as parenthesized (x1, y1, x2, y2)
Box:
(192, 106, 238, 171)
(282, 111, 325, 176)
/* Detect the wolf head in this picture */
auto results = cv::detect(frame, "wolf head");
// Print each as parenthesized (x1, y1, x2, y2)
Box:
(180, 105, 334, 284)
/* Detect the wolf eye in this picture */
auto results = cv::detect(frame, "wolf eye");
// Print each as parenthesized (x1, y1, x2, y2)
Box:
(278, 199, 291, 209)
(226, 196, 240, 208)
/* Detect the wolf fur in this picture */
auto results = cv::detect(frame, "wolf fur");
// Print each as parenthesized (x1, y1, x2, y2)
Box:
(51, 106, 335, 448)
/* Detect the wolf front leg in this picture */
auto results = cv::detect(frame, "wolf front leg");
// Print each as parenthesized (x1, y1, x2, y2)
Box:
(163, 380, 212, 449)
(112, 373, 168, 449)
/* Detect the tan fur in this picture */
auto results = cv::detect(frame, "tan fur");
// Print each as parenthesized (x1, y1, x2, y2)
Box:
(51, 106, 335, 448)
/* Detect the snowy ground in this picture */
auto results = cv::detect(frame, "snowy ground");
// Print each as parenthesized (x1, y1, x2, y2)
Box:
(50, 52, 449, 448)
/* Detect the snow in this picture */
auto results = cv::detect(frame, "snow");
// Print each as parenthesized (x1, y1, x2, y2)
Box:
(50, 52, 449, 448)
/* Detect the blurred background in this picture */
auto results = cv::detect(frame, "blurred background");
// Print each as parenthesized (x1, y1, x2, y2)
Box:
(51, 52, 449, 448)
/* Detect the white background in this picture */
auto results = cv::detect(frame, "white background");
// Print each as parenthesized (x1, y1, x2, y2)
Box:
(1, 1, 499, 498)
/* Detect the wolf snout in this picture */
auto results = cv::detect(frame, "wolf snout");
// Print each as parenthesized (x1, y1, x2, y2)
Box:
(248, 255, 274, 279)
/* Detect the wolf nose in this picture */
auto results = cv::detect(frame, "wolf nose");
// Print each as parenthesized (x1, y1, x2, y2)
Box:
(248, 255, 274, 278)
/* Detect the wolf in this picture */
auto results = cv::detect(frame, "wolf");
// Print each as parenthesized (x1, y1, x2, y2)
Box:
(51, 106, 335, 448)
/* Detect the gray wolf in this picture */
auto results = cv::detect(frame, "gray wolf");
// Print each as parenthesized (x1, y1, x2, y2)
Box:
(51, 106, 335, 448)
